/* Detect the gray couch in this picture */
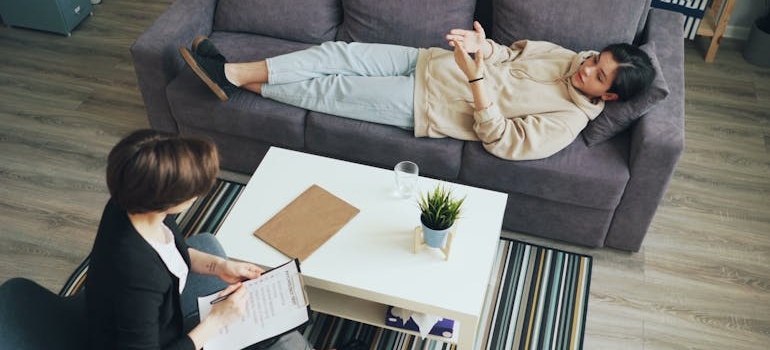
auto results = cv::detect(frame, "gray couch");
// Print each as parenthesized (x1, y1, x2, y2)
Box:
(131, 0, 685, 251)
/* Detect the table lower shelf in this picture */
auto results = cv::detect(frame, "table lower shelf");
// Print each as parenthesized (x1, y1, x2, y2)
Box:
(306, 286, 461, 344)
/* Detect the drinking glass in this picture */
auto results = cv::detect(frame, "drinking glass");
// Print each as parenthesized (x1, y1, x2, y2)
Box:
(394, 161, 419, 199)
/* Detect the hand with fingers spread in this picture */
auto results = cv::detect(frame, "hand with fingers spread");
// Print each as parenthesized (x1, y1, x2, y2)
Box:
(448, 21, 493, 112)
(446, 21, 491, 58)
(452, 38, 486, 82)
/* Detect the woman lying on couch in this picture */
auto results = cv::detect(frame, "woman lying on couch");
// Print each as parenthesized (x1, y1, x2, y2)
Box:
(180, 21, 654, 161)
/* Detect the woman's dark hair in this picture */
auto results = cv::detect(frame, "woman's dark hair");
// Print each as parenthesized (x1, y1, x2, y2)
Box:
(106, 129, 219, 214)
(602, 43, 655, 102)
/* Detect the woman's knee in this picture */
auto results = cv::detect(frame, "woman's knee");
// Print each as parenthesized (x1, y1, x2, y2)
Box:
(268, 331, 312, 350)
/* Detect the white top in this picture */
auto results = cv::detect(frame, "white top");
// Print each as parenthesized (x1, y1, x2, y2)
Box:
(145, 224, 189, 294)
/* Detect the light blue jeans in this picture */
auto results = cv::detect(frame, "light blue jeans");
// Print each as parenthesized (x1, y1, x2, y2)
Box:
(261, 41, 419, 129)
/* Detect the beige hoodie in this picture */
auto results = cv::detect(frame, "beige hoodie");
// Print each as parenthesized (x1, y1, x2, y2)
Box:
(413, 40, 604, 160)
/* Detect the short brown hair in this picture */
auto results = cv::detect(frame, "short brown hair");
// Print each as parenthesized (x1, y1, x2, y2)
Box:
(106, 129, 219, 214)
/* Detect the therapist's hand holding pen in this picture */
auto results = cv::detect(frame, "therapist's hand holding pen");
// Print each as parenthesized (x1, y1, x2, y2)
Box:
(207, 282, 249, 326)
(187, 282, 249, 347)
(185, 254, 263, 345)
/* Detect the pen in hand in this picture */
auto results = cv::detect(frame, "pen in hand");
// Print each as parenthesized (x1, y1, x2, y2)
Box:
(210, 290, 235, 305)
(211, 281, 246, 305)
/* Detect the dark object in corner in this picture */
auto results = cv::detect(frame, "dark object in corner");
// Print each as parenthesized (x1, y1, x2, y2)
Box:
(743, 1, 770, 67)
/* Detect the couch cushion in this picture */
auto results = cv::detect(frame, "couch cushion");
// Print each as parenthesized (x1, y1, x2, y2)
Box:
(335, 0, 475, 48)
(179, 126, 275, 175)
(459, 135, 630, 210)
(582, 41, 670, 146)
(636, 0, 653, 39)
(167, 71, 307, 149)
(305, 112, 464, 180)
(204, 31, 316, 62)
(168, 34, 315, 149)
(491, 0, 649, 52)
(213, 0, 341, 44)
(501, 191, 614, 247)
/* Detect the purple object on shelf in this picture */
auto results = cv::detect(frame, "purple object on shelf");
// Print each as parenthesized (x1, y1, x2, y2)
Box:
(385, 306, 455, 338)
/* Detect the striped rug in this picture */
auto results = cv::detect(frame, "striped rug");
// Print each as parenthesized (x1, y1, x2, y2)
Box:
(61, 179, 592, 350)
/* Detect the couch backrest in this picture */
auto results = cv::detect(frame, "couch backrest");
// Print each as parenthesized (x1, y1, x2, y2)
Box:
(213, 0, 341, 44)
(212, 0, 651, 52)
(490, 0, 651, 52)
(334, 0, 476, 49)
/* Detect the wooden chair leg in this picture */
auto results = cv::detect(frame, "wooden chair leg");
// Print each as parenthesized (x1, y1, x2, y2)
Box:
(704, 34, 720, 63)
(701, 0, 737, 62)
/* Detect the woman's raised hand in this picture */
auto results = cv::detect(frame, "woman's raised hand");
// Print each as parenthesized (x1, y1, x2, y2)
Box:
(446, 21, 488, 54)
(452, 39, 485, 81)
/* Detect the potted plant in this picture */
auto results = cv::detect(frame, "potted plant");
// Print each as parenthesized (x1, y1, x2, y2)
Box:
(417, 185, 465, 248)
(743, 0, 770, 67)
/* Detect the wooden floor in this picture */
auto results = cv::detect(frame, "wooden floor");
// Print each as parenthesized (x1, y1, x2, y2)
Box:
(1, 2, 768, 349)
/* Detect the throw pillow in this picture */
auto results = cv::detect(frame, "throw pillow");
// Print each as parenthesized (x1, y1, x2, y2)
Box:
(213, 0, 341, 44)
(582, 41, 670, 146)
(335, 0, 475, 49)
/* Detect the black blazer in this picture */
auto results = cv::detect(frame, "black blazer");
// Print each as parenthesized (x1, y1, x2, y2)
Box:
(86, 199, 194, 350)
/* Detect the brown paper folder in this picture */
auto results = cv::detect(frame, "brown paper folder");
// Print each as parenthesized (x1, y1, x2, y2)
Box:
(253, 184, 360, 262)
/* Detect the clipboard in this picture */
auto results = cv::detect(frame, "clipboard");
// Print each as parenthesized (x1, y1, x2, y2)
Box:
(197, 258, 309, 350)
(253, 184, 360, 262)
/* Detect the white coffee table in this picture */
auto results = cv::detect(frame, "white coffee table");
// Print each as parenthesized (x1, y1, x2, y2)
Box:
(216, 147, 507, 349)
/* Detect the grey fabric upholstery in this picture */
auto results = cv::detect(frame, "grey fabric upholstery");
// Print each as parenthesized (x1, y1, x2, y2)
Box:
(131, 0, 685, 251)
(0, 278, 87, 350)
(130, 0, 218, 133)
(604, 8, 685, 251)
(335, 0, 476, 49)
(460, 134, 630, 246)
(460, 137, 630, 210)
(214, 0, 341, 44)
(305, 111, 465, 180)
(491, 0, 650, 52)
(167, 70, 307, 149)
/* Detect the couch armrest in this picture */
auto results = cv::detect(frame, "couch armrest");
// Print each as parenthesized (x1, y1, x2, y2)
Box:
(605, 8, 685, 251)
(130, 0, 218, 133)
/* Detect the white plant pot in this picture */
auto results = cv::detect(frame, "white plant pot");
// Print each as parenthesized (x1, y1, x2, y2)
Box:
(422, 224, 451, 248)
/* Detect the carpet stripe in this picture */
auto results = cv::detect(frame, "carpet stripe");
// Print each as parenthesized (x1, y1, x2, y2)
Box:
(59, 179, 591, 349)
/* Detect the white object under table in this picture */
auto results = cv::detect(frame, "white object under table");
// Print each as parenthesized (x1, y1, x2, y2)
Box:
(216, 147, 507, 349)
